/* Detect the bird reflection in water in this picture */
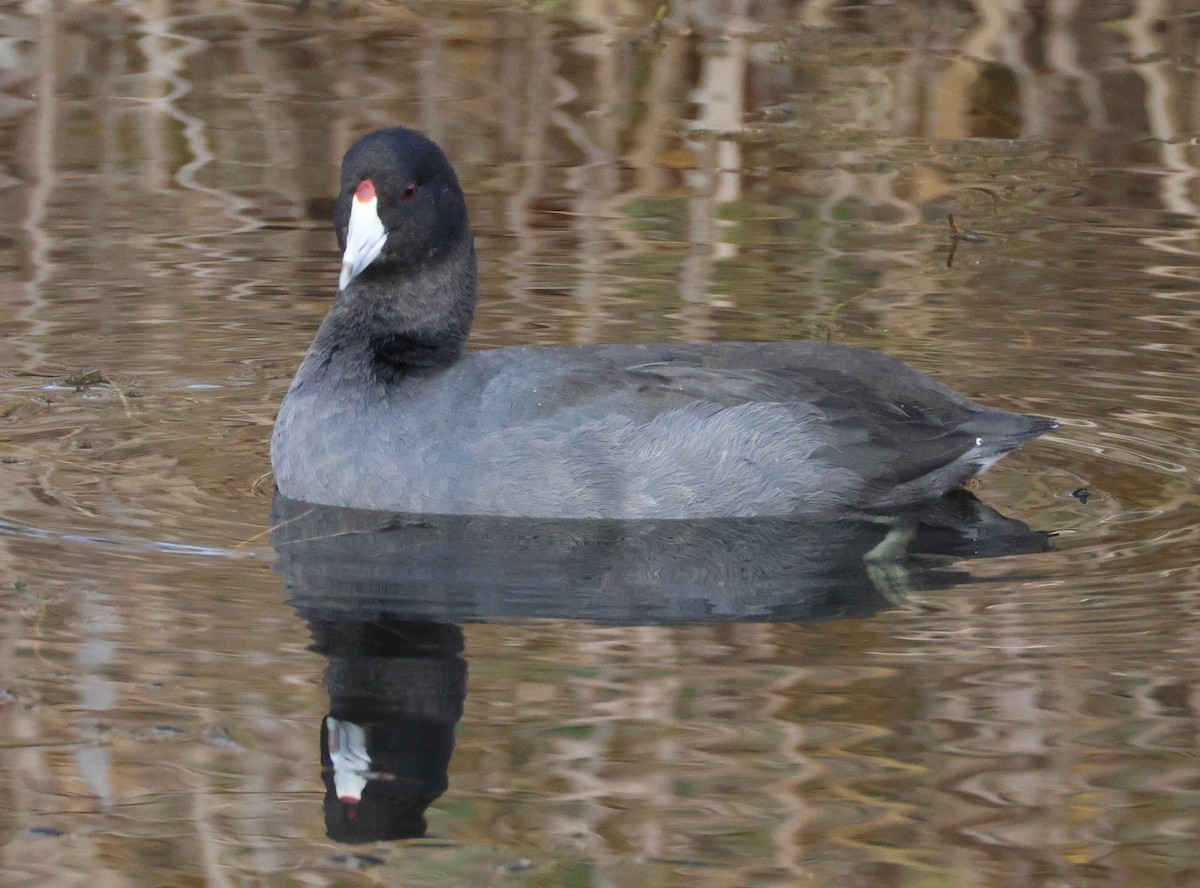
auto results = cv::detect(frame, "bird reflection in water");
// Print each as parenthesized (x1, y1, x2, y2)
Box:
(274, 492, 1052, 843)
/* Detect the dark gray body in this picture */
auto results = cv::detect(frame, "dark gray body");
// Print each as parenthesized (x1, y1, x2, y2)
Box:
(272, 334, 1053, 518)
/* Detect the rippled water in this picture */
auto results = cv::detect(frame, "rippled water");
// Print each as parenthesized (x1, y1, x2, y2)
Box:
(2, 1, 1199, 886)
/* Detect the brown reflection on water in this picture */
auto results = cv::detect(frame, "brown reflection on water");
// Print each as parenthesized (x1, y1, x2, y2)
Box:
(1, 0, 1200, 885)
(454, 609, 1200, 886)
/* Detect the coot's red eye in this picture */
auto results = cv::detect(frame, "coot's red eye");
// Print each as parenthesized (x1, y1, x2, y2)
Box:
(402, 183, 418, 201)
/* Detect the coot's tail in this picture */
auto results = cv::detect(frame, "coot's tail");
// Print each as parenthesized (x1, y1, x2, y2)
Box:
(961, 410, 1058, 472)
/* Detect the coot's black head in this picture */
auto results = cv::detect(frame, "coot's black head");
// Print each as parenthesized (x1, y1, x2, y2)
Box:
(335, 127, 471, 290)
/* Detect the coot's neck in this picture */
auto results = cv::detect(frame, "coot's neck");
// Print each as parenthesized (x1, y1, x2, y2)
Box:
(300, 237, 478, 388)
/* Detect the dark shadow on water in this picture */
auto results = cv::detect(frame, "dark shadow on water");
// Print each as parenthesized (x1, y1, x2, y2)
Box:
(270, 493, 1053, 844)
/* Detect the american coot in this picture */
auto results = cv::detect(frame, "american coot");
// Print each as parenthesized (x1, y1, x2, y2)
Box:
(271, 127, 1056, 519)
